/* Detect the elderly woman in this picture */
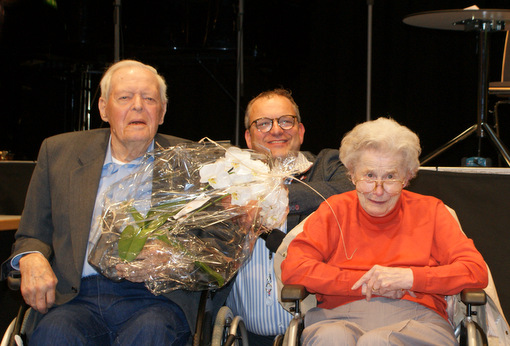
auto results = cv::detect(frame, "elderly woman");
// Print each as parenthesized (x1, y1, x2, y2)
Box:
(281, 117, 488, 345)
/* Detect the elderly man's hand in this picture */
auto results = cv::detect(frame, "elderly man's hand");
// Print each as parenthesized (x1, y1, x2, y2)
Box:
(116, 239, 190, 282)
(351, 264, 416, 301)
(19, 253, 58, 314)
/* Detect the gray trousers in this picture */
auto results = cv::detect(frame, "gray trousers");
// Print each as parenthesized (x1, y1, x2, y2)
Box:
(302, 297, 457, 346)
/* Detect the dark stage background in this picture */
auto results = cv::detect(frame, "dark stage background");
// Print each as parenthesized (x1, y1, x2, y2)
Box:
(1, 0, 510, 334)
(1, 0, 510, 165)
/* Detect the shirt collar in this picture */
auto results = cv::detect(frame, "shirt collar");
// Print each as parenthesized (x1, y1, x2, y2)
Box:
(104, 137, 155, 166)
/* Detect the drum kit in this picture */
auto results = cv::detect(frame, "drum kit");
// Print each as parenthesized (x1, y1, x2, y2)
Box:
(403, 9, 510, 166)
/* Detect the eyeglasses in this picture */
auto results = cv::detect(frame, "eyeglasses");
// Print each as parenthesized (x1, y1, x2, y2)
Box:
(354, 178, 405, 195)
(249, 115, 297, 133)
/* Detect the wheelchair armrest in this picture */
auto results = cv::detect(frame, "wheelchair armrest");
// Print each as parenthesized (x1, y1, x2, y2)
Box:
(281, 284, 309, 302)
(7, 270, 21, 291)
(281, 284, 309, 316)
(460, 288, 487, 306)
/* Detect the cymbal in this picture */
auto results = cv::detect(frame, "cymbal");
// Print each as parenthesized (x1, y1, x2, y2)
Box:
(403, 9, 510, 31)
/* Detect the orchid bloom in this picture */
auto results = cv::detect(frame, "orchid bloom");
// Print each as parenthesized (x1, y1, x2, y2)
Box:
(200, 147, 269, 189)
(199, 158, 231, 189)
(229, 182, 268, 206)
(199, 146, 287, 228)
(259, 181, 289, 229)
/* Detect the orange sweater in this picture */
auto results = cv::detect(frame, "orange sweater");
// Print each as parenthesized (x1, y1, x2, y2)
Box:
(281, 190, 488, 321)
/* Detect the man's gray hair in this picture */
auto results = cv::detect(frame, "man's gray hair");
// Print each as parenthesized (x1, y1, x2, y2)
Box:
(100, 60, 168, 104)
(244, 88, 301, 129)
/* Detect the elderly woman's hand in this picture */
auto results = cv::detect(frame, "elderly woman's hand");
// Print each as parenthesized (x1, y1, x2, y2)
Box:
(351, 264, 416, 301)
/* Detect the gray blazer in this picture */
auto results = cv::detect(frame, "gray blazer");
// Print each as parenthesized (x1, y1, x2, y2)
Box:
(0, 128, 213, 334)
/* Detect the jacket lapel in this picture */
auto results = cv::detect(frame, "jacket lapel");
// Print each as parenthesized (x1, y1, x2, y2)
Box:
(69, 130, 109, 274)
(67, 132, 183, 274)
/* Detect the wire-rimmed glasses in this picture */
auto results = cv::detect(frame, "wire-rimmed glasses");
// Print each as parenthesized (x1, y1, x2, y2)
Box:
(354, 178, 405, 195)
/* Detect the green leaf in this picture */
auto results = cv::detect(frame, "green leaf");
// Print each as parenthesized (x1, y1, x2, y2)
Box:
(117, 197, 228, 288)
(119, 208, 173, 262)
(129, 206, 144, 222)
(118, 225, 146, 261)
(194, 193, 231, 213)
(146, 200, 186, 219)
(195, 261, 225, 287)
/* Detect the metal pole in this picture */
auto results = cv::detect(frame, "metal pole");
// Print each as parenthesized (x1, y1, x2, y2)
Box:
(420, 125, 478, 165)
(366, 0, 374, 121)
(235, 0, 244, 146)
(482, 122, 510, 166)
(476, 29, 490, 141)
(114, 0, 121, 62)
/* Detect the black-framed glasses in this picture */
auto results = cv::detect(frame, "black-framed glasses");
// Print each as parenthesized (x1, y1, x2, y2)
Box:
(249, 115, 297, 133)
(354, 178, 405, 195)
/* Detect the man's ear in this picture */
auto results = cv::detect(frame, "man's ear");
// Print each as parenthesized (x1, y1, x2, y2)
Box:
(244, 129, 253, 149)
(298, 122, 305, 145)
(158, 103, 167, 125)
(98, 98, 108, 123)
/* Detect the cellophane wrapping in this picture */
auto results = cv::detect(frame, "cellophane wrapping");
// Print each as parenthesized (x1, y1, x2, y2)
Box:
(88, 141, 305, 294)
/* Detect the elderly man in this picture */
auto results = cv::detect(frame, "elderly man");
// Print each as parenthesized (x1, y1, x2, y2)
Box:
(225, 88, 352, 345)
(0, 60, 206, 345)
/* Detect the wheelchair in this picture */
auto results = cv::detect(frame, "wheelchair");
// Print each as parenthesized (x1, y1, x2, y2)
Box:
(1, 272, 249, 346)
(278, 284, 491, 346)
(193, 289, 250, 346)
(272, 209, 510, 346)
(1, 271, 31, 346)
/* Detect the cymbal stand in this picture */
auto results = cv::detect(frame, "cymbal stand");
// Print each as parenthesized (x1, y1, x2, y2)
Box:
(421, 20, 510, 166)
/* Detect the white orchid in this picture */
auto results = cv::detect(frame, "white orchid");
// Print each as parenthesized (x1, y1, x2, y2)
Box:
(199, 158, 231, 189)
(226, 147, 269, 174)
(229, 182, 268, 206)
(259, 180, 289, 229)
(199, 146, 287, 229)
(199, 146, 269, 188)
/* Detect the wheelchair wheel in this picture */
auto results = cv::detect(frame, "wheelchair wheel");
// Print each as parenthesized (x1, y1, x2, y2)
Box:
(1, 318, 16, 346)
(211, 306, 248, 346)
(459, 319, 488, 346)
(272, 334, 284, 346)
(1, 306, 33, 346)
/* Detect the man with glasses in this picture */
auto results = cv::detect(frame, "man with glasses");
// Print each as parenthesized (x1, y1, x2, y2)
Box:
(225, 88, 352, 345)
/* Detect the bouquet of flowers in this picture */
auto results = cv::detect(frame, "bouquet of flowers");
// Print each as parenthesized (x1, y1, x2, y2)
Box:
(88, 140, 299, 294)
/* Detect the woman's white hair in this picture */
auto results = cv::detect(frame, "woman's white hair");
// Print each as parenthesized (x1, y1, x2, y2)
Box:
(339, 117, 422, 180)
(99, 60, 168, 104)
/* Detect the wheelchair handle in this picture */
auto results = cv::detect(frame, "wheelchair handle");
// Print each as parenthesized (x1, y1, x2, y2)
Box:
(7, 270, 21, 291)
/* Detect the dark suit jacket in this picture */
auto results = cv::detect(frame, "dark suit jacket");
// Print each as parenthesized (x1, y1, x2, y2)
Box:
(0, 128, 212, 334)
(286, 149, 352, 231)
